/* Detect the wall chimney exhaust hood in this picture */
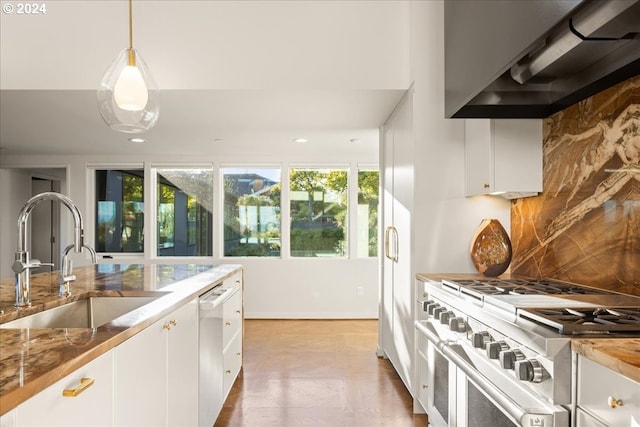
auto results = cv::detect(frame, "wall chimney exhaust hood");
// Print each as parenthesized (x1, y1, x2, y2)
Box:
(445, 0, 640, 119)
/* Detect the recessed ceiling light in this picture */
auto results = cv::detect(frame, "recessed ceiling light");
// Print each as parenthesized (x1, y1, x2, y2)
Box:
(293, 138, 309, 143)
(128, 137, 145, 143)
(348, 138, 361, 143)
(213, 138, 223, 143)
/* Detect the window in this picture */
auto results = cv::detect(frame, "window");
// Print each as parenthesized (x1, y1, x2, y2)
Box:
(95, 169, 144, 253)
(289, 168, 348, 257)
(156, 168, 213, 257)
(223, 167, 281, 257)
(357, 169, 379, 257)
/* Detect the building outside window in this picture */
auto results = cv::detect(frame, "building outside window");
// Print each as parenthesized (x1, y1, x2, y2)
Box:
(95, 169, 144, 253)
(289, 168, 348, 257)
(223, 167, 281, 257)
(357, 169, 380, 257)
(156, 168, 213, 257)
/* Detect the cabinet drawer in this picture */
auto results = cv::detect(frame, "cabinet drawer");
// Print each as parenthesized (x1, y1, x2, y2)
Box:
(577, 355, 639, 427)
(223, 272, 242, 292)
(222, 290, 242, 348)
(16, 350, 114, 426)
(223, 331, 243, 400)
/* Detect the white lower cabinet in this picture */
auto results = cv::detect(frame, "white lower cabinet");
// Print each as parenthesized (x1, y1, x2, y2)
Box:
(115, 298, 198, 427)
(167, 299, 199, 427)
(222, 286, 243, 400)
(10, 350, 114, 426)
(576, 355, 640, 427)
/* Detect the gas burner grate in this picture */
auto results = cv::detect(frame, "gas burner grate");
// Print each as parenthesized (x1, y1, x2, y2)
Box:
(445, 278, 614, 297)
(518, 307, 640, 334)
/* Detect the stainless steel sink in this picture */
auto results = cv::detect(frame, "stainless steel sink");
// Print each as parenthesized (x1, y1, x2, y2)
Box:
(0, 296, 160, 329)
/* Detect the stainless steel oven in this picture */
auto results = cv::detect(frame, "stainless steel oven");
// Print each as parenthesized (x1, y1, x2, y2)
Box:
(415, 277, 640, 427)
(417, 321, 569, 427)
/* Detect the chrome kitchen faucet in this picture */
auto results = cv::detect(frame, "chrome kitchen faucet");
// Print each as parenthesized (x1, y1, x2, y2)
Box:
(13, 192, 94, 307)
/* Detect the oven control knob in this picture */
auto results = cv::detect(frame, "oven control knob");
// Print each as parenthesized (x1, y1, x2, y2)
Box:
(499, 349, 525, 370)
(471, 331, 492, 349)
(449, 317, 467, 333)
(515, 359, 545, 383)
(439, 311, 455, 325)
(486, 341, 509, 359)
(420, 300, 434, 313)
(433, 307, 447, 319)
(427, 303, 441, 316)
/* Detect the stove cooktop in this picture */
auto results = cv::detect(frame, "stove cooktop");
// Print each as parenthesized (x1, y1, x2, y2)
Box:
(443, 278, 614, 297)
(438, 278, 640, 335)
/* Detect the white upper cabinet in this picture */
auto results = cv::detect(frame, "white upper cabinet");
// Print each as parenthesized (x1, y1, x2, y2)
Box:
(465, 119, 543, 199)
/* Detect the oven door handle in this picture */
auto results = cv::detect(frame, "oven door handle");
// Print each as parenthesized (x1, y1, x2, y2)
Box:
(441, 342, 528, 425)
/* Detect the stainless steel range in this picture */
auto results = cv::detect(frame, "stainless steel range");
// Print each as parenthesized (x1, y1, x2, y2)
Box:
(414, 277, 640, 427)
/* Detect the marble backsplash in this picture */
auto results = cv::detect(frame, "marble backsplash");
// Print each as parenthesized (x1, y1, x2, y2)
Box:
(511, 75, 639, 296)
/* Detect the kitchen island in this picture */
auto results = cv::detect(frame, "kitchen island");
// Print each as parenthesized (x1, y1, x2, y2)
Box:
(0, 263, 241, 416)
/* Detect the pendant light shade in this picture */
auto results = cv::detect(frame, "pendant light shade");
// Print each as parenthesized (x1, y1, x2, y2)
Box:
(97, 0, 159, 133)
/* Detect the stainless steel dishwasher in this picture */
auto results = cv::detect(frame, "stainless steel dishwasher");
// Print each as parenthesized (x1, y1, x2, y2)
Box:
(198, 285, 238, 427)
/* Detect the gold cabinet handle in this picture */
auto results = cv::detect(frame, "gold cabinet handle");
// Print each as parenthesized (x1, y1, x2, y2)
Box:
(384, 226, 392, 260)
(169, 319, 177, 327)
(163, 323, 172, 331)
(226, 370, 231, 374)
(236, 352, 241, 357)
(608, 396, 623, 408)
(483, 183, 490, 189)
(225, 321, 231, 326)
(384, 226, 398, 262)
(236, 310, 241, 314)
(422, 384, 428, 389)
(62, 378, 95, 397)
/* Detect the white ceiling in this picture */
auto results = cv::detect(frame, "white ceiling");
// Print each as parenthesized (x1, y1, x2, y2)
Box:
(0, 0, 411, 156)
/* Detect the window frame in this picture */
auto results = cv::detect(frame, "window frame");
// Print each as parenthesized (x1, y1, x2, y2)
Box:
(87, 163, 146, 261)
(288, 164, 350, 259)
(219, 164, 283, 259)
(355, 164, 380, 258)
(150, 164, 214, 262)
(88, 161, 378, 262)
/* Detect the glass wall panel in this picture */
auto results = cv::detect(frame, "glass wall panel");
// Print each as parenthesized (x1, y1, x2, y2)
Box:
(95, 169, 144, 253)
(289, 168, 348, 257)
(357, 169, 379, 257)
(156, 168, 213, 257)
(223, 167, 281, 257)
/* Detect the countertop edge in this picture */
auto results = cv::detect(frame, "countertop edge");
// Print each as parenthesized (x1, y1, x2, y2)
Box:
(572, 338, 640, 383)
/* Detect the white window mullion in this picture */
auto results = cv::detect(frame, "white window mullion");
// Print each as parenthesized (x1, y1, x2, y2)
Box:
(281, 163, 290, 260)
(348, 163, 359, 259)
(147, 162, 156, 261)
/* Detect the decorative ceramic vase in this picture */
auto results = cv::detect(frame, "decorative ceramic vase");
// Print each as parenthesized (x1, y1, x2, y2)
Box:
(470, 219, 512, 277)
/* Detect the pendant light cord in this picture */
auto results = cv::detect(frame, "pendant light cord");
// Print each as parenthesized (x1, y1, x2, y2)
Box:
(127, 0, 136, 66)
(129, 0, 133, 49)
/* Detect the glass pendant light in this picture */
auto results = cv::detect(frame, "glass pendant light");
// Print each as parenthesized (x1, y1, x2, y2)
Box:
(97, 0, 159, 133)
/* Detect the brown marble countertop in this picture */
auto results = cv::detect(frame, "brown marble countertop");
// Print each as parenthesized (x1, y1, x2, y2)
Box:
(572, 339, 640, 383)
(0, 263, 242, 415)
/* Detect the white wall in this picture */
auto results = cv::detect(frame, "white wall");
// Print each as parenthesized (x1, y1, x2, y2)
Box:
(0, 168, 32, 278)
(0, 130, 380, 318)
(409, 0, 511, 275)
